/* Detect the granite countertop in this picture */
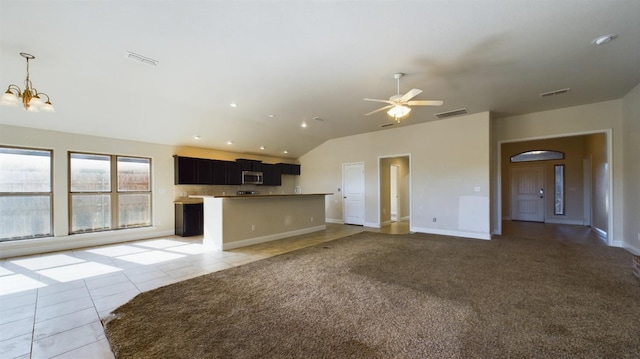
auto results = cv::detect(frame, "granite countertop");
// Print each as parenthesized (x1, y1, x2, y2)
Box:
(173, 198, 204, 204)
(189, 193, 332, 199)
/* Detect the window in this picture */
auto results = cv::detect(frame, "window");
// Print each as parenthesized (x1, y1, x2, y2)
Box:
(0, 146, 52, 241)
(510, 150, 564, 163)
(70, 153, 151, 234)
(554, 165, 565, 215)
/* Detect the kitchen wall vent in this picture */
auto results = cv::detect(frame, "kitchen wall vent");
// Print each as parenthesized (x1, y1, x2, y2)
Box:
(539, 88, 570, 98)
(434, 108, 468, 119)
(126, 51, 158, 67)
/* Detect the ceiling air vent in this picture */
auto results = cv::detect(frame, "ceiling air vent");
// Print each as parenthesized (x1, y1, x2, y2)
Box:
(539, 88, 570, 98)
(126, 51, 159, 67)
(380, 123, 395, 128)
(434, 108, 468, 119)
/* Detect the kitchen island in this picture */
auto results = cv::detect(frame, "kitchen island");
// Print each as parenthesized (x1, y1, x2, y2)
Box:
(193, 194, 331, 250)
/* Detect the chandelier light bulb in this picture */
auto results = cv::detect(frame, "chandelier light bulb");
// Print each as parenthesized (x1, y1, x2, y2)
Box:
(1, 53, 55, 113)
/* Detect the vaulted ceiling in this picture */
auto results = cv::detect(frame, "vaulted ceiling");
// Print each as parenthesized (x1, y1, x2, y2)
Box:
(1, 1, 639, 158)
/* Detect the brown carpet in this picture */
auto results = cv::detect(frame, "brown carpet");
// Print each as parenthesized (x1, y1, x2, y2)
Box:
(104, 232, 640, 358)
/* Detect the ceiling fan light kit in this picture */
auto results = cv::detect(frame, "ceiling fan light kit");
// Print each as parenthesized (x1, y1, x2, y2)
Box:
(364, 72, 441, 123)
(1, 52, 55, 112)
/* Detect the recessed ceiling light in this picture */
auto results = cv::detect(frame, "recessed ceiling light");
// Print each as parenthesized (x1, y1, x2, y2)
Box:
(260, 146, 266, 150)
(267, 114, 276, 118)
(192, 135, 201, 140)
(229, 103, 237, 108)
(283, 150, 289, 154)
(591, 34, 618, 45)
(301, 122, 307, 128)
(226, 140, 233, 145)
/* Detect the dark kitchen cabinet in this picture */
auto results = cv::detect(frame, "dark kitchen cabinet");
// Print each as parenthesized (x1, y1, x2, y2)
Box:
(175, 156, 198, 184)
(175, 203, 203, 237)
(261, 163, 282, 186)
(211, 160, 227, 185)
(277, 163, 301, 176)
(175, 156, 294, 185)
(196, 158, 213, 184)
(236, 159, 263, 172)
(225, 161, 242, 185)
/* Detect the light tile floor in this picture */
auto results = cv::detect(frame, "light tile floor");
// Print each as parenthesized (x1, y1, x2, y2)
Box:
(0, 223, 379, 359)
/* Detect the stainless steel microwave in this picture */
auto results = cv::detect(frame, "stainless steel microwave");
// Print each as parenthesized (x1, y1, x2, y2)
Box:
(242, 171, 263, 185)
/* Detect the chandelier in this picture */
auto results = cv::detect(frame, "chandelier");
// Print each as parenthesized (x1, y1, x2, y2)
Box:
(1, 53, 55, 112)
(387, 105, 411, 122)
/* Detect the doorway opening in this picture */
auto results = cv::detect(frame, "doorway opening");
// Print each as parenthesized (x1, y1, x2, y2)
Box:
(498, 131, 611, 244)
(379, 155, 410, 233)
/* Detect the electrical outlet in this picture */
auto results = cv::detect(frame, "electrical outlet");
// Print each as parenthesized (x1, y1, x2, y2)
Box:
(433, 218, 437, 223)
(251, 224, 255, 231)
(310, 216, 314, 222)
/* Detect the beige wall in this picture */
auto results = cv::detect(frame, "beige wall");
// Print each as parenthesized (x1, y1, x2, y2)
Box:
(493, 100, 623, 246)
(299, 112, 491, 239)
(622, 83, 640, 254)
(0, 124, 294, 258)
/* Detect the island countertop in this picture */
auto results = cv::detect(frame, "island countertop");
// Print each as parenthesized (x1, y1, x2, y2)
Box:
(190, 193, 332, 199)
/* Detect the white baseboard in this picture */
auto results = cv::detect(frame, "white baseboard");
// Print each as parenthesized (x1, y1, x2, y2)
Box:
(411, 226, 491, 240)
(544, 218, 584, 225)
(364, 222, 380, 228)
(0, 227, 175, 259)
(593, 227, 607, 240)
(380, 220, 392, 227)
(222, 225, 326, 250)
(399, 216, 410, 222)
(325, 218, 344, 224)
(621, 242, 640, 256)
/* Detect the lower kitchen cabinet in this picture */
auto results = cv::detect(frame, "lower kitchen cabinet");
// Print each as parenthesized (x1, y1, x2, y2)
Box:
(175, 203, 203, 237)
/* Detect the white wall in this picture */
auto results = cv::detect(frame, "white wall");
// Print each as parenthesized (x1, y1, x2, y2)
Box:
(493, 100, 624, 246)
(622, 83, 640, 255)
(299, 112, 491, 240)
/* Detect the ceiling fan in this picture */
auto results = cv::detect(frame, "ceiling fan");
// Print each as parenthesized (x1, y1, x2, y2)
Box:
(364, 73, 443, 122)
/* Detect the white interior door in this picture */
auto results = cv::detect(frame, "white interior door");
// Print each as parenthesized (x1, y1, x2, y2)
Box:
(390, 165, 398, 222)
(510, 166, 545, 222)
(343, 162, 365, 225)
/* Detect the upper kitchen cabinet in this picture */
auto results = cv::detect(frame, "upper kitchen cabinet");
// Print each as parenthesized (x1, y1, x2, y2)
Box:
(236, 159, 263, 172)
(175, 156, 198, 184)
(225, 161, 242, 185)
(277, 163, 301, 176)
(261, 163, 282, 186)
(196, 158, 213, 184)
(213, 160, 242, 185)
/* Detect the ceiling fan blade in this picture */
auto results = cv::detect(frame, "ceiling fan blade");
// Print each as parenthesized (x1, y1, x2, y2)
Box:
(364, 105, 393, 116)
(407, 100, 444, 106)
(363, 98, 394, 105)
(400, 88, 423, 102)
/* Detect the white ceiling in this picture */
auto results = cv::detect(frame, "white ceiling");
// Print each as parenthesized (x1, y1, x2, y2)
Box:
(1, 1, 639, 159)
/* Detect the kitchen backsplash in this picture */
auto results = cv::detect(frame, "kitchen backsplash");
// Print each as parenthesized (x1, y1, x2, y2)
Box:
(174, 176, 298, 200)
